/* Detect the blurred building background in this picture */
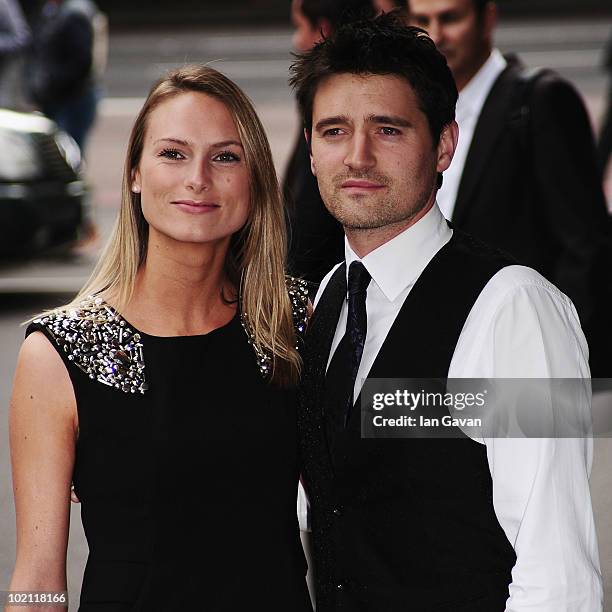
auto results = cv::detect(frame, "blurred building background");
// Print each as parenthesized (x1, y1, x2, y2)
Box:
(14, 0, 612, 27)
(94, 0, 612, 25)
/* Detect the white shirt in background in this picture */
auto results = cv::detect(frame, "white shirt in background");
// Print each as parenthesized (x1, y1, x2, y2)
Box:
(436, 49, 507, 220)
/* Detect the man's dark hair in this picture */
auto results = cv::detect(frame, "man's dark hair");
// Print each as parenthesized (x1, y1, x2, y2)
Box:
(300, 0, 376, 31)
(289, 11, 458, 144)
(473, 0, 491, 17)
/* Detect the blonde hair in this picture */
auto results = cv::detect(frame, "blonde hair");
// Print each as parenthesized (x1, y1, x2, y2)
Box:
(55, 65, 301, 386)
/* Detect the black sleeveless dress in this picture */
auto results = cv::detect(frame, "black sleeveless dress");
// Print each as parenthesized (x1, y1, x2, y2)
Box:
(26, 281, 313, 612)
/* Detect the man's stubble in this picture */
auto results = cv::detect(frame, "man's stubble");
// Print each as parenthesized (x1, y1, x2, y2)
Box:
(320, 167, 436, 232)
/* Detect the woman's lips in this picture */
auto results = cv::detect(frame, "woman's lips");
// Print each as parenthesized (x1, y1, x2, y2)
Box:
(172, 200, 220, 214)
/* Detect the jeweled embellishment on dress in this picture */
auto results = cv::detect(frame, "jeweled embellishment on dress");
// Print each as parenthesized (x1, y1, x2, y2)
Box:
(34, 296, 148, 394)
(240, 314, 273, 378)
(288, 276, 309, 339)
(240, 276, 309, 378)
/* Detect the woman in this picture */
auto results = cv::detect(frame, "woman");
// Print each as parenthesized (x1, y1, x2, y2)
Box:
(8, 65, 311, 611)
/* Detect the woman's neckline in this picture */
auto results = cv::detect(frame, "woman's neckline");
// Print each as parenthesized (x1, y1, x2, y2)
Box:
(103, 298, 239, 340)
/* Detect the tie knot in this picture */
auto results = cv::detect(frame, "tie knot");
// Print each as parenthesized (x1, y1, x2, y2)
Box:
(347, 261, 371, 296)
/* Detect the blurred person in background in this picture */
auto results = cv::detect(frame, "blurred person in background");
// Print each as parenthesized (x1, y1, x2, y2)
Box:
(597, 33, 612, 177)
(25, 0, 106, 154)
(0, 0, 30, 108)
(373, 0, 405, 12)
(407, 0, 612, 376)
(285, 0, 377, 287)
(8, 64, 312, 611)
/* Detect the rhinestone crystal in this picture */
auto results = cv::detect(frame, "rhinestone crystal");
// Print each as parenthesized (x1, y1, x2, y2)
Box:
(36, 296, 148, 394)
(240, 276, 309, 379)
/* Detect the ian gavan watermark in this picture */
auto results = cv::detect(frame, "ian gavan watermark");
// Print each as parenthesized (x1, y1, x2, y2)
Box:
(370, 388, 486, 428)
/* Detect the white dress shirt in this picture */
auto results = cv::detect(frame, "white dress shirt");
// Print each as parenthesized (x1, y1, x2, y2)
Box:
(436, 49, 507, 220)
(306, 203, 602, 611)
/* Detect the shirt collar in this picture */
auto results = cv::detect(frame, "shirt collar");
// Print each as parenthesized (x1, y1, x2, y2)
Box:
(457, 48, 507, 122)
(344, 203, 452, 303)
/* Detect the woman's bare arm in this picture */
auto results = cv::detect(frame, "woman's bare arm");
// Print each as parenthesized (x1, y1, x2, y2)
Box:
(7, 331, 78, 608)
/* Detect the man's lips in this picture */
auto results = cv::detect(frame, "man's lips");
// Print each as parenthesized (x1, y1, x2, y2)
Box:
(341, 180, 385, 190)
(172, 200, 220, 213)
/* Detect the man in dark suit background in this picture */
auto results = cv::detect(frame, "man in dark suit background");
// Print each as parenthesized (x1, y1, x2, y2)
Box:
(285, 0, 378, 285)
(407, 0, 612, 374)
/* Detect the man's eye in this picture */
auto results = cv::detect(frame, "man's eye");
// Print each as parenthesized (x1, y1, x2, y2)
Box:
(158, 148, 184, 160)
(380, 127, 400, 136)
(440, 12, 460, 24)
(323, 128, 344, 137)
(213, 151, 240, 163)
(412, 16, 429, 27)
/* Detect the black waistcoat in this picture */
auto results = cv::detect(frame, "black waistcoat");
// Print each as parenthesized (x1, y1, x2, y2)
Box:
(298, 230, 517, 612)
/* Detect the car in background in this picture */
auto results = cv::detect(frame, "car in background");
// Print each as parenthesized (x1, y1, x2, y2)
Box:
(0, 108, 89, 257)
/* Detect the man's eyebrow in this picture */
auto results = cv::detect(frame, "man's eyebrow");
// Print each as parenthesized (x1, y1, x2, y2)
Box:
(366, 115, 412, 128)
(153, 137, 243, 149)
(314, 115, 351, 131)
(314, 115, 412, 131)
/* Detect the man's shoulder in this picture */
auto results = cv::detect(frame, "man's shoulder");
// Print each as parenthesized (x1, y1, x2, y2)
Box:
(313, 262, 344, 308)
(457, 264, 588, 378)
(61, 0, 98, 23)
(496, 53, 554, 84)
(479, 264, 574, 312)
(491, 54, 579, 108)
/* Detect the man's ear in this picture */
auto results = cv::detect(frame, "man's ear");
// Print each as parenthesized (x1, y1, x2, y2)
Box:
(305, 128, 316, 176)
(318, 17, 332, 40)
(436, 121, 459, 173)
(482, 2, 497, 45)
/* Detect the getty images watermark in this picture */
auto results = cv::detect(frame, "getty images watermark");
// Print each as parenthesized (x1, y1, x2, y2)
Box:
(361, 378, 612, 439)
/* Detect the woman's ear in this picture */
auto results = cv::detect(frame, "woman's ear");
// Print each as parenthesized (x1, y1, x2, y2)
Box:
(131, 168, 141, 194)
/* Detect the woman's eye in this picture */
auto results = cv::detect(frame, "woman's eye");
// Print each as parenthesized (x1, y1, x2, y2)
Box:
(213, 150, 240, 163)
(158, 148, 184, 160)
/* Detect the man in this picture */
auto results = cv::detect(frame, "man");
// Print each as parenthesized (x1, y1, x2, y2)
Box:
(291, 13, 602, 611)
(598, 33, 612, 174)
(0, 0, 31, 108)
(407, 0, 612, 375)
(26, 0, 106, 152)
(285, 0, 375, 285)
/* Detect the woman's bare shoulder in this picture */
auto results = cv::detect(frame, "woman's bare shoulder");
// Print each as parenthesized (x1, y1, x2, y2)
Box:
(18, 329, 70, 380)
(12, 330, 76, 427)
